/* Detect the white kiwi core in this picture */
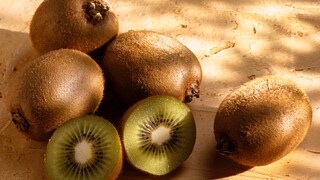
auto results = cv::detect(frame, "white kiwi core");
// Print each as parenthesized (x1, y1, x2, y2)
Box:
(74, 140, 93, 164)
(151, 126, 171, 145)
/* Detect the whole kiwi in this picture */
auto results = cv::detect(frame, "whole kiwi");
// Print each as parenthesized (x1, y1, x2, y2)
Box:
(5, 49, 105, 141)
(214, 76, 312, 167)
(102, 30, 202, 106)
(30, 0, 119, 54)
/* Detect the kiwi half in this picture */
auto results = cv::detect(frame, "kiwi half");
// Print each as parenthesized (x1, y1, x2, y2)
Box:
(5, 49, 105, 140)
(30, 0, 119, 54)
(45, 115, 122, 180)
(102, 30, 202, 106)
(214, 76, 312, 167)
(120, 95, 196, 176)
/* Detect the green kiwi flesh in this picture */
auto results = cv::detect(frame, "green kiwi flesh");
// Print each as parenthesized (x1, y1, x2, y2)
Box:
(214, 76, 312, 167)
(6, 49, 105, 140)
(102, 30, 202, 106)
(30, 0, 119, 54)
(45, 115, 122, 180)
(121, 95, 196, 175)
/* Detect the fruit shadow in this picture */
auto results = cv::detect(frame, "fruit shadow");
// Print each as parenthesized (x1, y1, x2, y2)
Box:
(190, 109, 251, 179)
(207, 151, 252, 179)
(88, 35, 118, 63)
(95, 86, 128, 127)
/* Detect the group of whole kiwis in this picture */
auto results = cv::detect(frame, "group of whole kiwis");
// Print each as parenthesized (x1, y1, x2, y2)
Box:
(4, 0, 313, 179)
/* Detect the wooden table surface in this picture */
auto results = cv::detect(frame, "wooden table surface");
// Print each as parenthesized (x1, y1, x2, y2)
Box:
(0, 0, 319, 179)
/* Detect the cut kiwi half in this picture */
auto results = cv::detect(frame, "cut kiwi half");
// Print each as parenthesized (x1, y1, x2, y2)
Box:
(120, 95, 196, 176)
(45, 115, 122, 180)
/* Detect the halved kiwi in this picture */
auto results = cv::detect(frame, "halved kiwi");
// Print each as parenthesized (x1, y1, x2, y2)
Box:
(120, 95, 196, 176)
(102, 30, 202, 106)
(5, 49, 105, 140)
(30, 0, 119, 54)
(214, 76, 312, 167)
(45, 115, 122, 180)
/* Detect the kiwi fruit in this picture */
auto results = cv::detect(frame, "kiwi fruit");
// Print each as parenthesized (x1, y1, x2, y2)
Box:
(5, 49, 105, 141)
(30, 0, 119, 54)
(214, 76, 312, 167)
(45, 115, 122, 180)
(102, 30, 202, 106)
(120, 95, 196, 176)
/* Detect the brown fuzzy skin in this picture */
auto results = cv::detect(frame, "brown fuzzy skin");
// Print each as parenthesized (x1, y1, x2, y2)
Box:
(102, 30, 202, 106)
(30, 0, 119, 54)
(6, 49, 105, 141)
(214, 76, 312, 167)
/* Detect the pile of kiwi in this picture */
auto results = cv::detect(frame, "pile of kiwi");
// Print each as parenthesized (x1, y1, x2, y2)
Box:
(3, 0, 314, 179)
(5, 0, 202, 178)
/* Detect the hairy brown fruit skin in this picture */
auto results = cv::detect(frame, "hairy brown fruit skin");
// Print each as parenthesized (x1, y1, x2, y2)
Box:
(214, 76, 312, 167)
(102, 30, 202, 106)
(30, 0, 119, 54)
(6, 49, 105, 141)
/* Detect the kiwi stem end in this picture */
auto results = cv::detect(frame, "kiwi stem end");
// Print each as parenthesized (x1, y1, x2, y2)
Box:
(185, 83, 200, 103)
(11, 112, 29, 132)
(83, 0, 110, 25)
(216, 136, 234, 156)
